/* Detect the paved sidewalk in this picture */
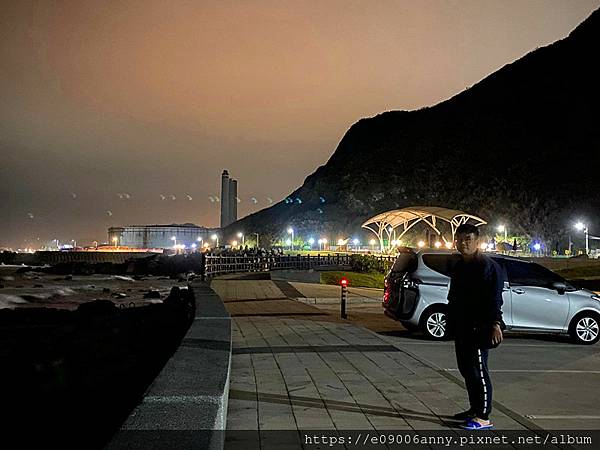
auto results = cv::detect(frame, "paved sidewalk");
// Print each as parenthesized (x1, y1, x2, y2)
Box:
(227, 316, 527, 433)
(215, 280, 532, 440)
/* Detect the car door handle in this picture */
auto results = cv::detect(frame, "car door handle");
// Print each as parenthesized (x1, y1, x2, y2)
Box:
(512, 288, 525, 295)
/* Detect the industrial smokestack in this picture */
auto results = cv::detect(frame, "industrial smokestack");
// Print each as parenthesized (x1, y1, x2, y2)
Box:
(220, 170, 230, 227)
(229, 178, 238, 224)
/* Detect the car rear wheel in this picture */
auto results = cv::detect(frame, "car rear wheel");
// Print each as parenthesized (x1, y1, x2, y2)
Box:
(569, 313, 600, 345)
(421, 306, 448, 340)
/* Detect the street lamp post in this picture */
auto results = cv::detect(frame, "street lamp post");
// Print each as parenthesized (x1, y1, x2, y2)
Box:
(575, 222, 589, 255)
(497, 224, 508, 242)
(211, 234, 219, 248)
(253, 232, 259, 248)
(237, 232, 245, 246)
(171, 236, 177, 248)
(287, 227, 294, 251)
(197, 236, 203, 252)
(112, 237, 118, 248)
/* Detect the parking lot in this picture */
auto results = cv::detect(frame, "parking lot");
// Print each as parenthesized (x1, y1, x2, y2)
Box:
(378, 329, 600, 430)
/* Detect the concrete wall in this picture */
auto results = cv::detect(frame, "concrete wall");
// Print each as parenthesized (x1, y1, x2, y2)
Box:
(31, 251, 160, 265)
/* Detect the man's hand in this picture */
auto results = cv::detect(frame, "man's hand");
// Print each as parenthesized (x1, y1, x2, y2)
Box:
(491, 323, 503, 346)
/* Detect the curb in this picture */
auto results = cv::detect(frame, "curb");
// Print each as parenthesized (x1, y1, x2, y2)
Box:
(107, 282, 232, 450)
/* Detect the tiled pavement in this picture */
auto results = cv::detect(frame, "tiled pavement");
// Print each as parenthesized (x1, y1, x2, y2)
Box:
(213, 279, 530, 436)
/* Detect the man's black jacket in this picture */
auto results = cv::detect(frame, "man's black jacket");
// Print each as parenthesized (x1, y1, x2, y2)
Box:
(447, 251, 504, 338)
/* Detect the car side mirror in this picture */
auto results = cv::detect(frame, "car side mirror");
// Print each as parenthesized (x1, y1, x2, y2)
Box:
(503, 281, 510, 291)
(552, 282, 567, 295)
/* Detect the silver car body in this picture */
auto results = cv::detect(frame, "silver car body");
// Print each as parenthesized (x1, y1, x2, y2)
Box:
(398, 250, 600, 334)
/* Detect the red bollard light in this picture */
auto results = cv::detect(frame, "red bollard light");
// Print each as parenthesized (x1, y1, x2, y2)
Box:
(340, 277, 348, 319)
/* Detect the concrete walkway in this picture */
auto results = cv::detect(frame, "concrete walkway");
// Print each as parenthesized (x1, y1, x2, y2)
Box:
(213, 280, 531, 439)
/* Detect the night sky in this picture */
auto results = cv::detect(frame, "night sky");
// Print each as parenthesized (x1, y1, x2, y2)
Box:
(1, 0, 598, 249)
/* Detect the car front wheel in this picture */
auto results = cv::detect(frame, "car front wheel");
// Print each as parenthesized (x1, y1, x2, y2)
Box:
(421, 307, 448, 340)
(570, 313, 600, 345)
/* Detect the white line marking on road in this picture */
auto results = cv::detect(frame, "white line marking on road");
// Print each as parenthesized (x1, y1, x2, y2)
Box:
(444, 368, 600, 374)
(395, 341, 586, 348)
(526, 415, 600, 420)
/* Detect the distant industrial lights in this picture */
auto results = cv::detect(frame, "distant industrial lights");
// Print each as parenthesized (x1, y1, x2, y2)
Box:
(434, 241, 442, 249)
(417, 241, 425, 248)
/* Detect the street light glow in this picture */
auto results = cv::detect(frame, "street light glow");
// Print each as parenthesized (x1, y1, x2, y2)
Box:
(497, 225, 505, 232)
(369, 239, 376, 246)
(533, 243, 541, 251)
(285, 239, 292, 246)
(480, 243, 488, 250)
(353, 238, 359, 245)
(308, 238, 315, 245)
(445, 241, 453, 249)
(417, 241, 425, 248)
(232, 240, 238, 247)
(287, 227, 293, 234)
(434, 241, 442, 248)
(575, 222, 585, 231)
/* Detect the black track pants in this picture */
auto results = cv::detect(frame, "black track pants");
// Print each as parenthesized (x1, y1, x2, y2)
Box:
(455, 338, 492, 420)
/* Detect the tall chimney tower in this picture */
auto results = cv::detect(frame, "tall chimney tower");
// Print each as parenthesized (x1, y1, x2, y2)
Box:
(229, 178, 238, 224)
(220, 170, 230, 228)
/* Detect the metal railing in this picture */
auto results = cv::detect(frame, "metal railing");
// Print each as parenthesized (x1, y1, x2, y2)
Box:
(201, 253, 395, 278)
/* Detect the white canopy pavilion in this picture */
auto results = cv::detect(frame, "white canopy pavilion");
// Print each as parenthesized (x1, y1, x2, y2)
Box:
(361, 206, 487, 252)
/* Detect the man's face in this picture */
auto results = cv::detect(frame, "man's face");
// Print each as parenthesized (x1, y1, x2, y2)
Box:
(455, 232, 479, 256)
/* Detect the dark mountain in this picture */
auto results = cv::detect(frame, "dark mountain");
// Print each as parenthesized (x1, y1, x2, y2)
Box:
(229, 8, 600, 249)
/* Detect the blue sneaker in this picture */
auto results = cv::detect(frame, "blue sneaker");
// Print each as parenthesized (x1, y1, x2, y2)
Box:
(460, 419, 494, 430)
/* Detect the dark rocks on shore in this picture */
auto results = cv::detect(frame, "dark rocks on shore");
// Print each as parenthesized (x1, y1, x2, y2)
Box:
(143, 290, 161, 299)
(1, 292, 196, 447)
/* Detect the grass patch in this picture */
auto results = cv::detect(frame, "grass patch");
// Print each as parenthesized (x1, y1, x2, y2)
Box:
(320, 271, 384, 289)
(555, 265, 600, 279)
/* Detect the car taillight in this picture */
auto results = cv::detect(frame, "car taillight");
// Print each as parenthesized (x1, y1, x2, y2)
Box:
(383, 287, 391, 305)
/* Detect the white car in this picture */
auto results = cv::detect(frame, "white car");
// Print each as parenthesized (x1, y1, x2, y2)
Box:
(383, 249, 600, 344)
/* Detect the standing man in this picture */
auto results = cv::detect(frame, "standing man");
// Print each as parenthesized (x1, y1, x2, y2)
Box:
(447, 224, 504, 430)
